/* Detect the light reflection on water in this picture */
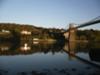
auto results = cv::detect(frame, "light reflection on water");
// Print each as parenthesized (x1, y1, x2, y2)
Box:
(0, 41, 100, 75)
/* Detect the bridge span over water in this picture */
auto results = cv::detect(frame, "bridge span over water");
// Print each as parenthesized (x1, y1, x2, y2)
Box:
(63, 16, 100, 41)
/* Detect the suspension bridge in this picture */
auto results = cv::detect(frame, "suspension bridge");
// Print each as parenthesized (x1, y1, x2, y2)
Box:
(63, 16, 100, 41)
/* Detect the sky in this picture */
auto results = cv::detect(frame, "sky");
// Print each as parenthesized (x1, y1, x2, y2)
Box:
(0, 0, 100, 29)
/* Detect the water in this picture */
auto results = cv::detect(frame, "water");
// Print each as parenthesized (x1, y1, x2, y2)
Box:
(0, 41, 100, 75)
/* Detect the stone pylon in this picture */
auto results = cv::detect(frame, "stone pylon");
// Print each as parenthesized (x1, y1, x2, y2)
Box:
(68, 23, 76, 42)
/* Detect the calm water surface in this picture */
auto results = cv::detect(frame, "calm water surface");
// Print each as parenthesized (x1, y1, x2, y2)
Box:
(0, 41, 100, 75)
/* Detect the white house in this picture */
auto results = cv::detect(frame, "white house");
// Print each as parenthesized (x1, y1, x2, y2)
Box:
(21, 30, 31, 35)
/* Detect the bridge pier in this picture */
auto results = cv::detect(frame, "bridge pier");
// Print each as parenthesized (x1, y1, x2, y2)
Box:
(68, 24, 76, 42)
(64, 24, 76, 42)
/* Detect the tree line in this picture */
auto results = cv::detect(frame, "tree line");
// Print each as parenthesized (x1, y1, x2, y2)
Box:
(0, 23, 100, 42)
(0, 23, 65, 41)
(76, 29, 100, 42)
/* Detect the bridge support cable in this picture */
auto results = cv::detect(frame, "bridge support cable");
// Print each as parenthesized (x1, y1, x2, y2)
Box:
(76, 19, 100, 28)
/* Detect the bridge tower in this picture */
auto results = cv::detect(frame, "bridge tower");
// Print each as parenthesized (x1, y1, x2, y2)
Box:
(68, 23, 76, 42)
(63, 23, 77, 41)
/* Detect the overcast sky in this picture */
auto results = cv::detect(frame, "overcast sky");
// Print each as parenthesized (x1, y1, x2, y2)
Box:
(0, 0, 100, 29)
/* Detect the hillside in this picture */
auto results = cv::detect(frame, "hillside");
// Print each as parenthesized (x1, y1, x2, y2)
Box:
(0, 23, 65, 41)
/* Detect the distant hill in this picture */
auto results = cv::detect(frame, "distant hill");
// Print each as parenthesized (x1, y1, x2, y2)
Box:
(0, 23, 100, 42)
(0, 23, 65, 41)
(0, 23, 64, 33)
(0, 23, 42, 33)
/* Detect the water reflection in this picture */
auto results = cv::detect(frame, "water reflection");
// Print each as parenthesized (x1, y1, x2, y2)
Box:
(89, 48, 100, 62)
(20, 43, 31, 51)
(64, 42, 100, 63)
(0, 41, 64, 55)
(0, 43, 10, 51)
(0, 41, 100, 75)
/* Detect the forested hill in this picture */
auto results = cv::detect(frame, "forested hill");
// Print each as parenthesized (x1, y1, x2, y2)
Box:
(76, 29, 100, 42)
(0, 23, 63, 33)
(0, 23, 65, 40)
(0, 23, 100, 42)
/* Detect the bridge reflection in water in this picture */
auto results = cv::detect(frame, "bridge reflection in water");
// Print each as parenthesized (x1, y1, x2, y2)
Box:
(0, 40, 100, 75)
